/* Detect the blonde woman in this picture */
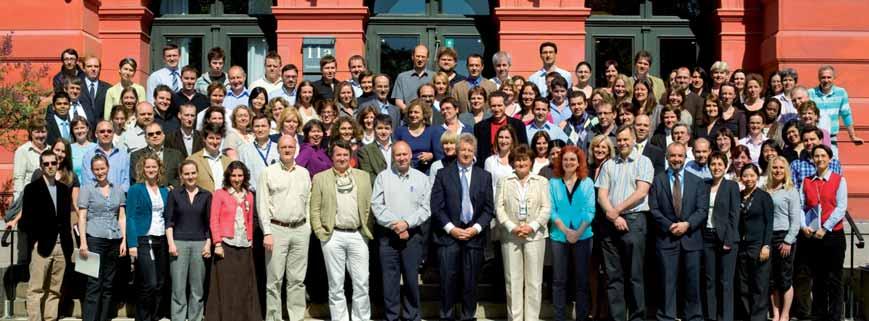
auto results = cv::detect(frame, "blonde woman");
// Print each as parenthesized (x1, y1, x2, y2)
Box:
(764, 156, 801, 321)
(266, 97, 291, 134)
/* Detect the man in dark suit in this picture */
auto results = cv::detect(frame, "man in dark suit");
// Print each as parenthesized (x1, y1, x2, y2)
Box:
(473, 91, 527, 164)
(649, 142, 708, 321)
(165, 103, 203, 158)
(359, 74, 401, 130)
(430, 133, 494, 321)
(312, 55, 339, 101)
(634, 114, 666, 175)
(81, 56, 111, 123)
(130, 122, 184, 188)
(45, 92, 73, 146)
(357, 114, 394, 183)
(19, 150, 74, 321)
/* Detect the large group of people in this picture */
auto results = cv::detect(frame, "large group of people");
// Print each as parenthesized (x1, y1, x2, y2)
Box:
(5, 41, 857, 321)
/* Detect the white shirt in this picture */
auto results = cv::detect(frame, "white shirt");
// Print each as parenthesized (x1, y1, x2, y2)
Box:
(250, 77, 282, 94)
(147, 187, 166, 236)
(204, 151, 225, 190)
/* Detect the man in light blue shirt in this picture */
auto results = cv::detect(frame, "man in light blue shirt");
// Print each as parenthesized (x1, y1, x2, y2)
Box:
(684, 138, 712, 180)
(81, 120, 130, 192)
(526, 97, 567, 143)
(223, 66, 250, 118)
(348, 55, 367, 97)
(371, 141, 431, 321)
(527, 42, 572, 97)
(146, 44, 181, 103)
(269, 64, 299, 105)
(808, 65, 864, 157)
(392, 45, 433, 111)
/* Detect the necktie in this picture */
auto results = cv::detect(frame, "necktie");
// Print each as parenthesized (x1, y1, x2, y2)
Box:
(171, 70, 179, 92)
(89, 82, 96, 103)
(673, 171, 682, 217)
(460, 167, 472, 224)
(60, 119, 70, 140)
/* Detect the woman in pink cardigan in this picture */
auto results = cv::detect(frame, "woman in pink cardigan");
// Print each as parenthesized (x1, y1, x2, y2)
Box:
(205, 161, 262, 321)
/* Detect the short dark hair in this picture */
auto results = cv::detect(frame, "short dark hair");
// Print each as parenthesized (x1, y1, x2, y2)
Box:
(202, 123, 225, 138)
(466, 53, 483, 64)
(615, 124, 636, 138)
(489, 90, 508, 104)
(118, 57, 138, 71)
(153, 84, 174, 99)
(60, 48, 79, 60)
(373, 114, 393, 129)
(319, 55, 337, 69)
(508, 144, 534, 165)
(181, 65, 199, 76)
(330, 139, 353, 157)
(53, 91, 71, 105)
(281, 64, 299, 74)
(40, 150, 57, 164)
(539, 42, 557, 54)
(436, 47, 458, 60)
(439, 96, 459, 110)
(708, 151, 729, 167)
(265, 51, 282, 62)
(303, 119, 326, 144)
(162, 44, 179, 54)
(207, 47, 225, 62)
(348, 55, 366, 67)
(634, 50, 653, 65)
(811, 144, 833, 160)
(800, 125, 824, 142)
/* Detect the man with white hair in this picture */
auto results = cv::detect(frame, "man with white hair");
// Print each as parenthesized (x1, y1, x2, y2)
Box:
(492, 51, 512, 89)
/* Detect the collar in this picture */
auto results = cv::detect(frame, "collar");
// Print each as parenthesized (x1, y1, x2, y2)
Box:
(148, 145, 164, 154)
(529, 121, 552, 130)
(615, 149, 638, 163)
(332, 168, 350, 178)
(669, 166, 684, 177)
(812, 168, 833, 181)
(97, 144, 120, 156)
(227, 88, 250, 98)
(492, 116, 507, 125)
(204, 150, 222, 160)
(815, 85, 836, 96)
(26, 141, 48, 153)
(376, 139, 392, 150)
(280, 161, 296, 172)
(506, 172, 539, 183)
(181, 128, 195, 138)
(282, 86, 296, 96)
(412, 69, 430, 78)
(391, 166, 411, 178)
(254, 138, 271, 149)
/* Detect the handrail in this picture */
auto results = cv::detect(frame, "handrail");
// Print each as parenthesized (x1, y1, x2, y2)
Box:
(845, 211, 865, 248)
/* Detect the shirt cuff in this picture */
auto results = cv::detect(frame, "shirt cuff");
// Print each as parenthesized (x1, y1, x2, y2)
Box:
(443, 223, 456, 234)
(473, 224, 482, 234)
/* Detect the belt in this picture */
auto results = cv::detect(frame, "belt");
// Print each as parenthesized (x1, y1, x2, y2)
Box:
(271, 218, 306, 228)
(334, 227, 359, 232)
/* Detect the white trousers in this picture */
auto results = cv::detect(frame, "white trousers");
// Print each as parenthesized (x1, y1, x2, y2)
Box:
(265, 223, 311, 321)
(321, 230, 370, 321)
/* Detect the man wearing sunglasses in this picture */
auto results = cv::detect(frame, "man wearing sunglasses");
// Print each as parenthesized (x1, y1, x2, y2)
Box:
(81, 120, 131, 192)
(19, 150, 74, 321)
(129, 122, 184, 188)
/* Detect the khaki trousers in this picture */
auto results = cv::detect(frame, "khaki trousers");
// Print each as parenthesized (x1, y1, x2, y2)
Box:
(27, 242, 66, 321)
(501, 236, 546, 321)
(265, 223, 312, 321)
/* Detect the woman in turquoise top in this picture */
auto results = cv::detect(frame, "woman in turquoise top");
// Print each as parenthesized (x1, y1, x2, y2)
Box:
(548, 145, 595, 321)
(70, 116, 93, 183)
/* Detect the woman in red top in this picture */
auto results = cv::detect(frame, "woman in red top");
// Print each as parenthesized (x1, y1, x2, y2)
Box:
(206, 161, 262, 321)
(799, 144, 848, 321)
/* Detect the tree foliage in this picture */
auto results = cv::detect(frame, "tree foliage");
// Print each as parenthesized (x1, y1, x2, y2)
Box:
(0, 32, 51, 149)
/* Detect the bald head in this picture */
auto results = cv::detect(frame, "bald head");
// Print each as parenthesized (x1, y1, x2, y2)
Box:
(692, 137, 711, 164)
(278, 134, 298, 165)
(412, 45, 429, 71)
(136, 101, 155, 127)
(228, 66, 247, 91)
(392, 141, 412, 173)
(634, 114, 652, 141)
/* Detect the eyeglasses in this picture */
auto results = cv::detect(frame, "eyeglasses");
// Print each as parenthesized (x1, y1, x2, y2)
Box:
(98, 129, 113, 134)
(42, 161, 58, 166)
(146, 131, 163, 137)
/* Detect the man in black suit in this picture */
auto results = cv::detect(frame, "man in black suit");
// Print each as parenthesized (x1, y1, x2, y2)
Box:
(165, 103, 204, 158)
(649, 142, 708, 321)
(359, 74, 402, 130)
(473, 91, 527, 164)
(430, 133, 494, 321)
(81, 56, 111, 123)
(130, 122, 184, 188)
(19, 150, 74, 321)
(45, 92, 73, 146)
(634, 114, 666, 175)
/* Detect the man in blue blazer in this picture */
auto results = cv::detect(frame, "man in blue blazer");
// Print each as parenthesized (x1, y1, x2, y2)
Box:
(649, 142, 708, 321)
(430, 132, 494, 321)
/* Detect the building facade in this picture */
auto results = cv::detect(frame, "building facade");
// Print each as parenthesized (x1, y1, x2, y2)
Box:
(2, 0, 868, 216)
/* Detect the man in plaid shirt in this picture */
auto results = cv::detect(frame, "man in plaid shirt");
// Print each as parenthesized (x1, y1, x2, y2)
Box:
(791, 125, 842, 189)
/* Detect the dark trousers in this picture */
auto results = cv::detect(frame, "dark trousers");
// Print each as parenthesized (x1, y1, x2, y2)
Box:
(736, 242, 771, 321)
(135, 236, 168, 321)
(600, 212, 647, 321)
(83, 236, 120, 321)
(804, 230, 846, 321)
(702, 229, 738, 321)
(379, 229, 425, 321)
(656, 245, 702, 321)
(438, 241, 483, 321)
(793, 235, 813, 318)
(551, 238, 592, 321)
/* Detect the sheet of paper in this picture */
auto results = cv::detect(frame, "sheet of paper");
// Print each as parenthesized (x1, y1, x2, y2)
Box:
(75, 251, 100, 278)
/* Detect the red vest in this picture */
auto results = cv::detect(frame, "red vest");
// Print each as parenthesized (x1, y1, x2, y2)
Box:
(802, 172, 844, 231)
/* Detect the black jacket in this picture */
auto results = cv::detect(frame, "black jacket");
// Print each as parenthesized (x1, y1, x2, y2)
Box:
(705, 179, 741, 247)
(473, 116, 528, 165)
(20, 177, 74, 260)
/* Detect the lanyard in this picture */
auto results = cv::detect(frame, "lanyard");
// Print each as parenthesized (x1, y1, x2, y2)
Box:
(256, 140, 272, 165)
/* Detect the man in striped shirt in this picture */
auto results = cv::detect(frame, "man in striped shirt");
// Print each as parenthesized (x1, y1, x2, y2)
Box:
(809, 65, 864, 158)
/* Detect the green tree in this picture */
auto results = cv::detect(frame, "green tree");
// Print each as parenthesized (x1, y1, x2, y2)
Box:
(0, 32, 51, 149)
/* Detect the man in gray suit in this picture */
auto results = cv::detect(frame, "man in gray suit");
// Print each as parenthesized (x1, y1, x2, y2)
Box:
(359, 74, 401, 129)
(649, 142, 709, 321)
(129, 122, 184, 188)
